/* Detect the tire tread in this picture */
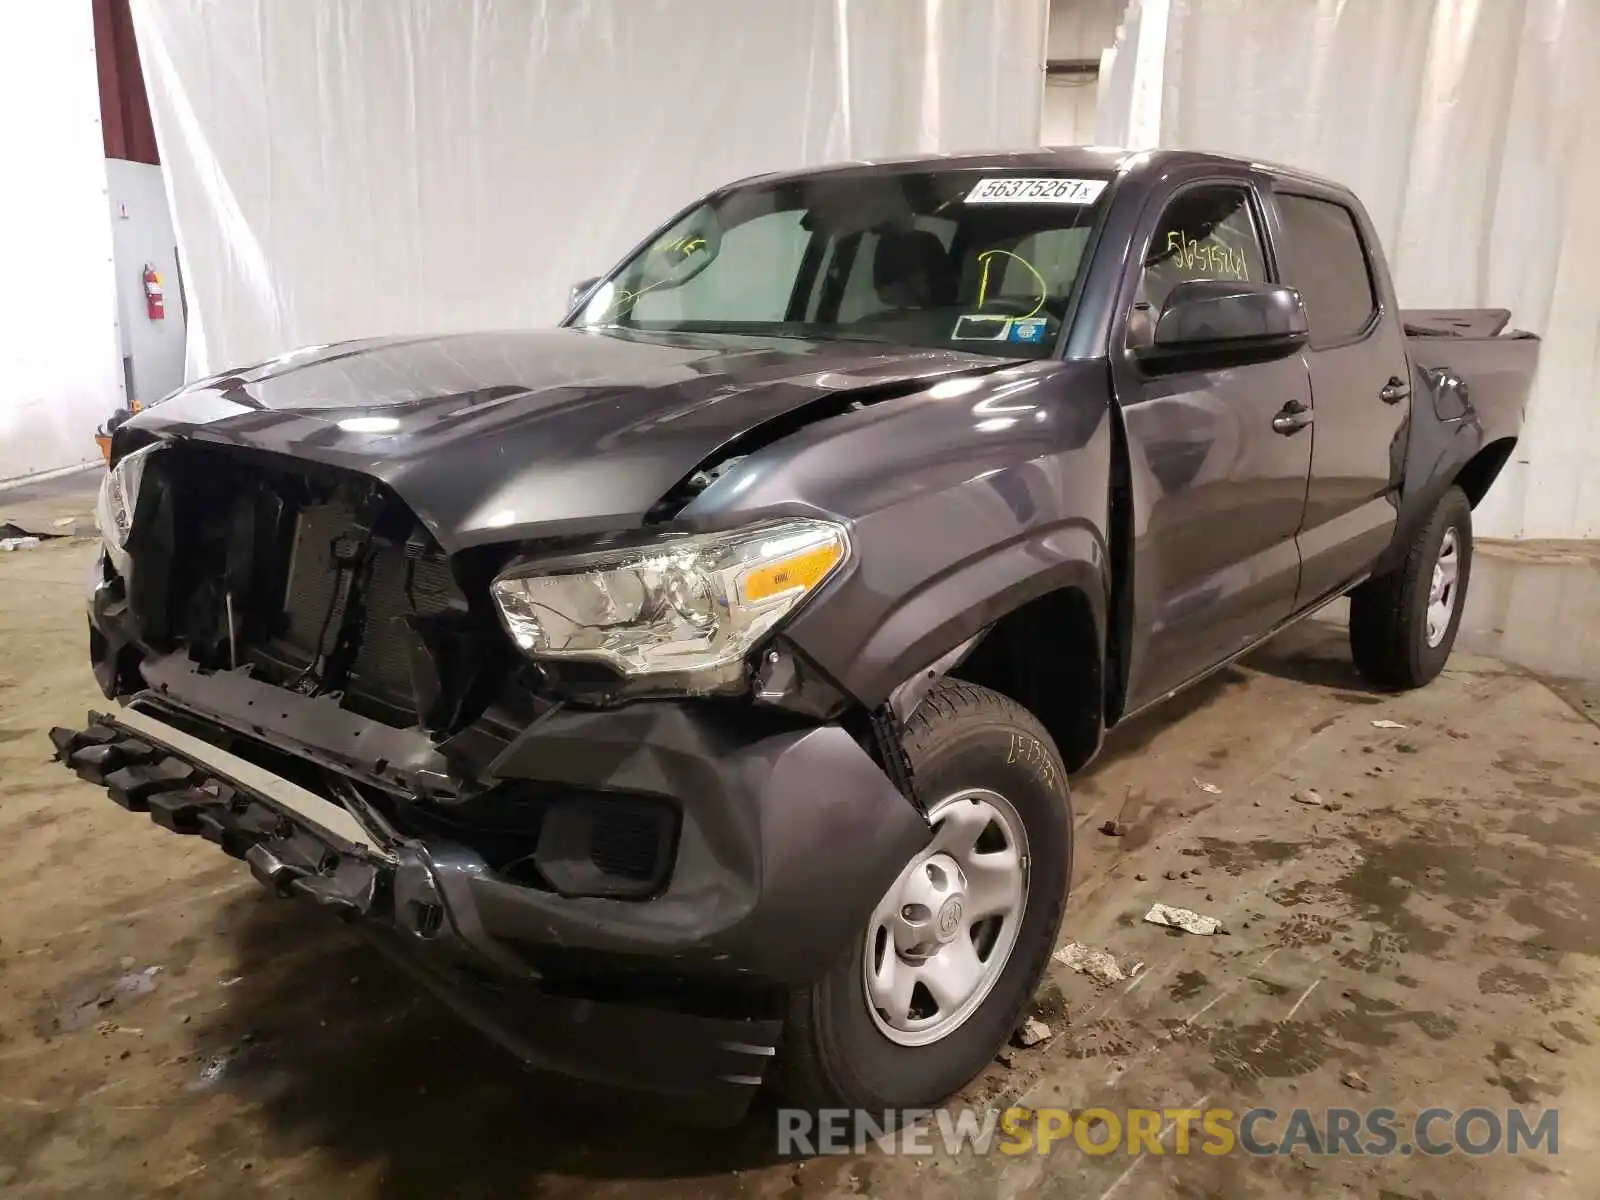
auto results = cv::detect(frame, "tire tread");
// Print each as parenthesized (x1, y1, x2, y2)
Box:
(1350, 485, 1472, 689)
(777, 679, 1070, 1110)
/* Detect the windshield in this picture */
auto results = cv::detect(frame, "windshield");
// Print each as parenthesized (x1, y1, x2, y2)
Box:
(570, 170, 1111, 359)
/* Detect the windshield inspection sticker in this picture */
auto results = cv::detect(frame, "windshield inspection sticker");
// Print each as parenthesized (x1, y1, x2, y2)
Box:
(952, 314, 1014, 341)
(966, 177, 1107, 205)
(1008, 317, 1049, 345)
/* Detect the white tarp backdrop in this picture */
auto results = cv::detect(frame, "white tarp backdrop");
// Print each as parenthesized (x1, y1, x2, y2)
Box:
(130, 0, 1047, 381)
(1100, 0, 1600, 539)
(0, 4, 126, 486)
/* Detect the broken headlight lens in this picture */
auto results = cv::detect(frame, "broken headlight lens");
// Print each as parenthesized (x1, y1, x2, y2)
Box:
(94, 442, 163, 575)
(490, 520, 849, 684)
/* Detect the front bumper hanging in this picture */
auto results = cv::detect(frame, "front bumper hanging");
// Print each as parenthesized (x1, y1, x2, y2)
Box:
(48, 706, 787, 1123)
(50, 691, 933, 1123)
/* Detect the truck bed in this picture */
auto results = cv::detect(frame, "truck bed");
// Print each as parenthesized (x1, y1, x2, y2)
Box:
(1402, 308, 1539, 444)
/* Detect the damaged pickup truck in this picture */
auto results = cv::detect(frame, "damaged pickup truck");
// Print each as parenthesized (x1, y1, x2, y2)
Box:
(53, 148, 1537, 1123)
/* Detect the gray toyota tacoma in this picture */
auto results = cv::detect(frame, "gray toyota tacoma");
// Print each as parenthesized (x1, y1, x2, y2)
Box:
(53, 148, 1537, 1124)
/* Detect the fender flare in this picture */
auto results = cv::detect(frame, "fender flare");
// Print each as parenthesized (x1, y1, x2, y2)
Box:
(1371, 367, 1488, 577)
(823, 522, 1110, 717)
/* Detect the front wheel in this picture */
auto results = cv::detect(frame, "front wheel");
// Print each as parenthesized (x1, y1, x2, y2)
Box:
(1349, 485, 1474, 689)
(777, 680, 1072, 1112)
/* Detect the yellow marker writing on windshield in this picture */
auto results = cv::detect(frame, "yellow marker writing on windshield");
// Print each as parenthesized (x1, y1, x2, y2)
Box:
(976, 250, 1049, 319)
(599, 234, 711, 321)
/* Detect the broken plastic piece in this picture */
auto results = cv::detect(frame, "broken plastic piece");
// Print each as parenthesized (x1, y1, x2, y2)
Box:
(1144, 903, 1223, 936)
(1013, 1016, 1052, 1048)
(1193, 779, 1222, 795)
(1053, 941, 1126, 983)
(1370, 719, 1408, 729)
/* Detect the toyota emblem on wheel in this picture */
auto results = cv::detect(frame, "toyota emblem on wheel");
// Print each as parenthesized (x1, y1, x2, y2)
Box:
(937, 897, 964, 941)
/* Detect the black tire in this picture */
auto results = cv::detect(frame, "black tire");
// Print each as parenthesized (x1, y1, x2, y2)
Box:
(777, 680, 1072, 1112)
(1349, 485, 1473, 690)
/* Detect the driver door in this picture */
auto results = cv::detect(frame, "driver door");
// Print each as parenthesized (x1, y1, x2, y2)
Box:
(1111, 178, 1315, 710)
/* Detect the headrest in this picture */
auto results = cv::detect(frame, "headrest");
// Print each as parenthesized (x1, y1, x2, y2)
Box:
(872, 229, 952, 308)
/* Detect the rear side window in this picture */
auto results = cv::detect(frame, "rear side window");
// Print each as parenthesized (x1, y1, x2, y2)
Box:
(1275, 194, 1378, 343)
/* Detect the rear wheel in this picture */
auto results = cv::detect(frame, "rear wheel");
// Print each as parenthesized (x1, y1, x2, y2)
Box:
(1350, 485, 1473, 689)
(777, 681, 1072, 1111)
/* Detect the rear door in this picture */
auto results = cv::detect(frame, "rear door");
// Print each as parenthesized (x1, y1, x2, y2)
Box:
(1111, 177, 1315, 709)
(1266, 186, 1410, 605)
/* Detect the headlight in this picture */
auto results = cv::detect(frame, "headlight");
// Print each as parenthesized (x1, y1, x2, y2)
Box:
(489, 519, 849, 687)
(95, 442, 163, 574)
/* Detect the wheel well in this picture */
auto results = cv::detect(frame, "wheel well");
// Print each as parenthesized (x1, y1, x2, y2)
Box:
(948, 588, 1103, 772)
(1454, 437, 1517, 508)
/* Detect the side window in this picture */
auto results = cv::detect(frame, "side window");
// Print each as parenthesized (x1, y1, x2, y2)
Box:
(1274, 193, 1378, 343)
(630, 210, 810, 323)
(1138, 185, 1267, 313)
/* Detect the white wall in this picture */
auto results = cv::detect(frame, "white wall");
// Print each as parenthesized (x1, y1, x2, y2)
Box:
(1041, 0, 1124, 145)
(0, 5, 126, 487)
(132, 0, 1047, 379)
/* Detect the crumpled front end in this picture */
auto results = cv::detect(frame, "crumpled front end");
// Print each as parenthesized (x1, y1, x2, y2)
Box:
(66, 437, 930, 1120)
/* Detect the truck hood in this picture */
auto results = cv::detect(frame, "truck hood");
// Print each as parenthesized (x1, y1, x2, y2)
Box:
(128, 327, 1007, 550)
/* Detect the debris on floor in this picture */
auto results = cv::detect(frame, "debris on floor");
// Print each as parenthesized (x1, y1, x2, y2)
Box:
(1371, 719, 1408, 729)
(44, 965, 163, 1034)
(0, 536, 41, 552)
(1341, 1069, 1369, 1091)
(188, 1050, 237, 1091)
(1013, 1017, 1053, 1048)
(1099, 819, 1127, 836)
(1292, 788, 1325, 806)
(0, 519, 69, 542)
(1053, 941, 1126, 984)
(1144, 903, 1224, 936)
(1193, 779, 1222, 794)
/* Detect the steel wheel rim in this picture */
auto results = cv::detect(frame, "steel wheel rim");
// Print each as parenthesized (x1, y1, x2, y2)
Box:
(1426, 527, 1460, 648)
(862, 787, 1031, 1048)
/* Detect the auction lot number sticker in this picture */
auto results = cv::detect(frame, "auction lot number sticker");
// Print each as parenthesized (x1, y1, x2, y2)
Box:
(965, 177, 1108, 205)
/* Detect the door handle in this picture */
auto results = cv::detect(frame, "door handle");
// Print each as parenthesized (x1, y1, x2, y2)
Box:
(1379, 376, 1410, 404)
(1272, 400, 1313, 436)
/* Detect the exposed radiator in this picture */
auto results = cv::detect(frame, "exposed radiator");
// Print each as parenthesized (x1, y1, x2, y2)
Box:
(268, 500, 466, 711)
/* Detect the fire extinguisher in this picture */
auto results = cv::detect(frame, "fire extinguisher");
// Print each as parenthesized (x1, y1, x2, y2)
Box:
(143, 264, 165, 320)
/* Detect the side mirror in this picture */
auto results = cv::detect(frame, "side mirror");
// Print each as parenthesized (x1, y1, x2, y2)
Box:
(568, 276, 602, 313)
(1137, 280, 1309, 373)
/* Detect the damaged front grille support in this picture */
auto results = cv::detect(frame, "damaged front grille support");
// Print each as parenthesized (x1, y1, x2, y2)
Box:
(49, 714, 394, 922)
(139, 443, 501, 736)
(297, 485, 389, 696)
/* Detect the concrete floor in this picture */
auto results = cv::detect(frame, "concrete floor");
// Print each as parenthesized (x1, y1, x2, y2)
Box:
(3, 478, 1599, 1198)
